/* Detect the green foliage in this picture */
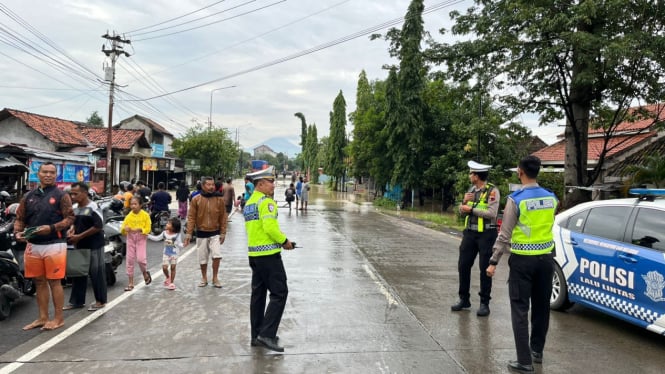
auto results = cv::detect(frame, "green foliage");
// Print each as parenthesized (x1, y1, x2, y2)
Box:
(85, 111, 104, 127)
(625, 155, 665, 188)
(428, 0, 665, 207)
(373, 197, 399, 209)
(294, 112, 307, 149)
(303, 124, 319, 181)
(327, 91, 348, 190)
(171, 125, 238, 177)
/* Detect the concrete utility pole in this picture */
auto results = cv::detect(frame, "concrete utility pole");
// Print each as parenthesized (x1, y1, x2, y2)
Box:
(101, 31, 131, 195)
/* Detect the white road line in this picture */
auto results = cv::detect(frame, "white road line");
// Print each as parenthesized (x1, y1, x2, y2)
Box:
(0, 244, 197, 374)
(363, 264, 398, 306)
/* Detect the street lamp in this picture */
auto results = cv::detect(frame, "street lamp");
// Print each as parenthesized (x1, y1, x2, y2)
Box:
(209, 85, 236, 130)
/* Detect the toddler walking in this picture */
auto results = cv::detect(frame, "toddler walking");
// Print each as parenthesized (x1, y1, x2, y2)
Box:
(148, 217, 183, 290)
(121, 196, 152, 291)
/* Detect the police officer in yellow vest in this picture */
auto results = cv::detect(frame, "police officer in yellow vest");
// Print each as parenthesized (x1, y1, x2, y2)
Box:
(452, 160, 500, 317)
(243, 166, 294, 352)
(486, 156, 558, 374)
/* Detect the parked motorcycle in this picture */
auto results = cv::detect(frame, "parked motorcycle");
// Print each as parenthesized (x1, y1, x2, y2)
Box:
(99, 198, 125, 286)
(0, 190, 11, 222)
(0, 204, 35, 321)
(151, 210, 170, 235)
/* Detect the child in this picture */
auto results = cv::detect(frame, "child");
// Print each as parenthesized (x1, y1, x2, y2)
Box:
(284, 183, 295, 210)
(148, 217, 183, 290)
(120, 196, 152, 291)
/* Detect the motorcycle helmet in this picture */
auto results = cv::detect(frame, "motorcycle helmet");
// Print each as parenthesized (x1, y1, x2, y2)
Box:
(5, 203, 19, 217)
(110, 198, 124, 212)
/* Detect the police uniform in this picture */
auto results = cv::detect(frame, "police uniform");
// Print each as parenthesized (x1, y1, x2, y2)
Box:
(489, 182, 558, 370)
(243, 167, 290, 352)
(452, 161, 500, 316)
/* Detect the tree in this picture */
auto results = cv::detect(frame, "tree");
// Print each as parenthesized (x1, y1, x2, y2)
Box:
(386, 0, 428, 198)
(304, 124, 319, 180)
(428, 0, 665, 207)
(294, 112, 308, 149)
(171, 126, 238, 177)
(327, 91, 348, 190)
(86, 111, 104, 127)
(626, 155, 665, 188)
(349, 70, 373, 180)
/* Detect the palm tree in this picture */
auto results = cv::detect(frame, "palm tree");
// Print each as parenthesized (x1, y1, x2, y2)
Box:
(626, 155, 665, 188)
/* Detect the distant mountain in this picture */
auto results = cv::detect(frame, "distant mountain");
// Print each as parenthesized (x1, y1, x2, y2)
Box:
(247, 137, 302, 157)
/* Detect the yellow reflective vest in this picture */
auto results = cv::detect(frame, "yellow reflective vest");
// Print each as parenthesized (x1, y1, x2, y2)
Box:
(510, 186, 558, 256)
(243, 191, 286, 257)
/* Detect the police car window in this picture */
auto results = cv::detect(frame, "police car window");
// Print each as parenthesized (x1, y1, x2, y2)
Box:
(631, 208, 665, 252)
(565, 210, 589, 233)
(583, 206, 628, 241)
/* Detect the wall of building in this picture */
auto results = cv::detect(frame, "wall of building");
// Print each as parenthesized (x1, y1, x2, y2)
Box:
(0, 118, 56, 151)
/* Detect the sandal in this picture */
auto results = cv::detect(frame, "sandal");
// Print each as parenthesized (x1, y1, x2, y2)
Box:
(197, 281, 208, 287)
(63, 304, 84, 310)
(144, 271, 152, 285)
(167, 283, 176, 290)
(124, 285, 134, 291)
(88, 304, 105, 311)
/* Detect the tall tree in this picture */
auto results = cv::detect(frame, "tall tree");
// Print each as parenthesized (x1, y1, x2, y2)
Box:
(428, 0, 665, 207)
(304, 124, 319, 182)
(294, 112, 308, 149)
(86, 111, 104, 127)
(349, 70, 373, 180)
(171, 126, 238, 177)
(327, 91, 348, 190)
(388, 0, 428, 195)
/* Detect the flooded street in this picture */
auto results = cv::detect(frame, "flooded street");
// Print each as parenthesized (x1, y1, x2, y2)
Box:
(1, 181, 663, 373)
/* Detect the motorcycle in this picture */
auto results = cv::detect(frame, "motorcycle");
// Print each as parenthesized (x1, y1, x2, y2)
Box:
(0, 204, 35, 321)
(99, 198, 125, 286)
(0, 190, 11, 222)
(151, 210, 170, 235)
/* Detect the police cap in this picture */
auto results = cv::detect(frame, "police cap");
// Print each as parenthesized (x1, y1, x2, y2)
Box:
(247, 166, 276, 182)
(468, 160, 492, 173)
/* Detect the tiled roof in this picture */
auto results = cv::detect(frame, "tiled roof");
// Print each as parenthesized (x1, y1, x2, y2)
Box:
(607, 136, 665, 177)
(532, 132, 656, 162)
(117, 115, 173, 136)
(1, 108, 88, 146)
(79, 127, 150, 152)
(589, 104, 665, 134)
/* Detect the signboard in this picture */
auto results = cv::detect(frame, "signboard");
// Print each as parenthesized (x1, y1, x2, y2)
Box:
(143, 158, 158, 171)
(29, 160, 90, 182)
(96, 159, 107, 173)
(185, 159, 200, 171)
(151, 143, 165, 158)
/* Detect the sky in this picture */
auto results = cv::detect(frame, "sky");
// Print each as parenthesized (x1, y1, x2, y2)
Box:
(0, 0, 561, 152)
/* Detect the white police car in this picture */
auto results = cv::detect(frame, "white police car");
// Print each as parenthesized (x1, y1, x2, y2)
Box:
(551, 189, 665, 334)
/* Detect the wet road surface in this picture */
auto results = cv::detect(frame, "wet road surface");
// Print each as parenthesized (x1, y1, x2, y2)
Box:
(1, 182, 664, 373)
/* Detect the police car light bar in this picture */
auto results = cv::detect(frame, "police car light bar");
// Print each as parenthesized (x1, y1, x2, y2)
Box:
(629, 188, 665, 196)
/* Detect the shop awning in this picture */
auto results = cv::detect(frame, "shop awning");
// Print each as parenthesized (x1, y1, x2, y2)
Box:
(0, 155, 27, 170)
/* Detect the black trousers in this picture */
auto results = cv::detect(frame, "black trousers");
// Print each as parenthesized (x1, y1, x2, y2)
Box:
(69, 247, 107, 306)
(249, 253, 288, 339)
(508, 253, 554, 365)
(457, 229, 497, 304)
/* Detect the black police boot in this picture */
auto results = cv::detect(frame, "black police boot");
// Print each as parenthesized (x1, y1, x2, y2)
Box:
(256, 336, 284, 352)
(451, 299, 471, 311)
(531, 350, 543, 364)
(476, 303, 490, 317)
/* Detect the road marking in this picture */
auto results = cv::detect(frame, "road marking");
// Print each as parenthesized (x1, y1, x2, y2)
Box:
(363, 264, 398, 306)
(0, 244, 198, 374)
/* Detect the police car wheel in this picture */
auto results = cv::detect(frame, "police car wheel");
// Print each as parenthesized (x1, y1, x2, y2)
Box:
(551, 263, 574, 311)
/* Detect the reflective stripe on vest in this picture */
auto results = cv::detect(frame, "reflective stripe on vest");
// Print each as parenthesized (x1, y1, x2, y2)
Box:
(464, 183, 494, 233)
(510, 187, 557, 256)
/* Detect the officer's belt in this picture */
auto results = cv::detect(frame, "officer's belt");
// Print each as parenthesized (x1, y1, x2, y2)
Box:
(467, 223, 497, 231)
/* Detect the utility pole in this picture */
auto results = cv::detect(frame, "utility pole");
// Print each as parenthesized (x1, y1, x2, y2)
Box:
(101, 31, 131, 195)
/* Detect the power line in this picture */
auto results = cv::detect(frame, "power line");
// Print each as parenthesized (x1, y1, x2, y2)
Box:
(134, 0, 286, 42)
(126, 0, 228, 34)
(130, 0, 256, 37)
(123, 0, 462, 102)
(123, 0, 351, 84)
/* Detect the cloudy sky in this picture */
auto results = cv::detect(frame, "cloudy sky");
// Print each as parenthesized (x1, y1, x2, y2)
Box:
(0, 0, 561, 151)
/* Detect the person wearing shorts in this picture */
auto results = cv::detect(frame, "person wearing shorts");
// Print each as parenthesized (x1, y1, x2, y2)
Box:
(184, 176, 228, 288)
(14, 161, 75, 331)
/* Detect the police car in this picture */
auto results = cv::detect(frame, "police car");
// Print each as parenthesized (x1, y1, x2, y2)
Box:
(551, 189, 665, 335)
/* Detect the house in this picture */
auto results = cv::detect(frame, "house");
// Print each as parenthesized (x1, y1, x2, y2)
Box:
(531, 104, 665, 198)
(0, 108, 152, 194)
(253, 144, 276, 158)
(115, 115, 184, 187)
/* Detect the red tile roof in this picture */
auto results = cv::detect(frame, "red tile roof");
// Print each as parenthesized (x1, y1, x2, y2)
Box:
(589, 104, 665, 134)
(79, 127, 150, 152)
(2, 108, 88, 146)
(532, 132, 656, 162)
